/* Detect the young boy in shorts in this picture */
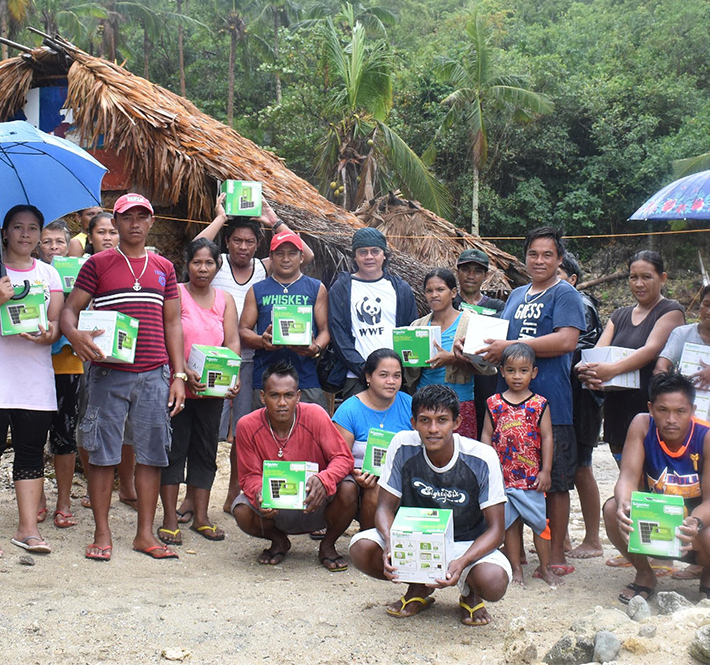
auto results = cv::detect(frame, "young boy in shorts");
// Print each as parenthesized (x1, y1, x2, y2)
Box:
(349, 384, 511, 626)
(480, 343, 558, 586)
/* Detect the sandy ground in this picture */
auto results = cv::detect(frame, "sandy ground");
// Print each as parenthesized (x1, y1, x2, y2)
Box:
(0, 442, 704, 665)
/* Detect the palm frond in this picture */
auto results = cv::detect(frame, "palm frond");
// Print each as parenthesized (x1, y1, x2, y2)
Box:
(432, 55, 469, 90)
(489, 85, 554, 114)
(672, 153, 710, 179)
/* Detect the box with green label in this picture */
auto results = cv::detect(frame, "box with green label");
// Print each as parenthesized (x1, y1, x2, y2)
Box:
(78, 310, 139, 364)
(460, 302, 497, 316)
(261, 460, 319, 510)
(390, 507, 454, 584)
(628, 491, 685, 558)
(187, 344, 241, 397)
(51, 256, 88, 294)
(271, 304, 312, 346)
(362, 428, 395, 476)
(220, 180, 262, 217)
(0, 284, 47, 336)
(679, 342, 710, 421)
(392, 326, 442, 367)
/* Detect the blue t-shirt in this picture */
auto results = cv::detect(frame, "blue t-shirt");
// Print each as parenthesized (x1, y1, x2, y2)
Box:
(419, 313, 474, 402)
(499, 280, 585, 425)
(252, 274, 322, 389)
(332, 391, 413, 466)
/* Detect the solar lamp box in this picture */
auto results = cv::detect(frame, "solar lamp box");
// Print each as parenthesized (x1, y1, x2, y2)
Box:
(362, 428, 395, 477)
(679, 342, 710, 420)
(628, 491, 685, 558)
(580, 346, 640, 390)
(261, 460, 319, 510)
(0, 284, 47, 336)
(220, 180, 262, 217)
(271, 304, 313, 346)
(78, 310, 139, 364)
(392, 326, 442, 367)
(460, 302, 497, 317)
(461, 313, 509, 369)
(390, 507, 454, 584)
(187, 344, 241, 397)
(51, 256, 88, 294)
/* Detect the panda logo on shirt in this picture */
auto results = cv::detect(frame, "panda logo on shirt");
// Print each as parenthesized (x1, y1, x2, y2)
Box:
(355, 296, 382, 325)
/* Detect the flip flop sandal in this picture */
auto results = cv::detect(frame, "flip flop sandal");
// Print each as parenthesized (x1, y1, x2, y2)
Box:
(11, 536, 51, 554)
(309, 528, 327, 541)
(258, 549, 287, 565)
(53, 511, 77, 528)
(618, 583, 655, 604)
(549, 564, 575, 576)
(190, 524, 225, 541)
(320, 556, 348, 572)
(37, 508, 48, 523)
(606, 554, 633, 568)
(85, 544, 112, 561)
(119, 498, 139, 512)
(133, 544, 179, 560)
(157, 527, 182, 545)
(386, 596, 435, 618)
(176, 509, 194, 524)
(80, 495, 92, 509)
(459, 600, 490, 626)
(650, 564, 676, 577)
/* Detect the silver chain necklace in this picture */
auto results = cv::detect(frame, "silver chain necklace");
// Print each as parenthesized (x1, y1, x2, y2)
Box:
(524, 279, 560, 304)
(272, 273, 303, 294)
(116, 246, 149, 292)
(268, 409, 298, 458)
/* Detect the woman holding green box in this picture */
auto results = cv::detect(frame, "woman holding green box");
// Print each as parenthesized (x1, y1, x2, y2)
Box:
(158, 238, 241, 545)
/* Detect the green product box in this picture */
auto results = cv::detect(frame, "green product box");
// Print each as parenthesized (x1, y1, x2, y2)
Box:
(187, 344, 241, 397)
(271, 304, 312, 346)
(392, 326, 442, 367)
(220, 180, 262, 217)
(460, 302, 497, 316)
(628, 491, 685, 558)
(51, 256, 88, 294)
(362, 428, 395, 477)
(0, 284, 47, 336)
(78, 310, 139, 364)
(390, 507, 454, 584)
(261, 460, 319, 510)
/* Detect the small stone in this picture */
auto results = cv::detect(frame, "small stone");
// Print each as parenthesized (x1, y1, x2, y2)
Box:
(656, 591, 693, 615)
(690, 625, 710, 664)
(594, 630, 621, 663)
(504, 616, 537, 664)
(638, 624, 656, 638)
(627, 596, 651, 622)
(699, 599, 710, 608)
(543, 633, 594, 665)
(18, 555, 34, 566)
(622, 637, 653, 655)
(161, 648, 190, 661)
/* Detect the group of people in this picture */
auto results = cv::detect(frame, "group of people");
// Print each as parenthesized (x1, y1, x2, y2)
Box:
(2, 191, 710, 626)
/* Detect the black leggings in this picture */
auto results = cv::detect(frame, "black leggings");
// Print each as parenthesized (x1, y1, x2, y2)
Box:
(0, 409, 53, 481)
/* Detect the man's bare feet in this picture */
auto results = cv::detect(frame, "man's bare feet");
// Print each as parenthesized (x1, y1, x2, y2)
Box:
(459, 591, 491, 626)
(567, 541, 603, 559)
(511, 566, 525, 587)
(533, 565, 564, 586)
(257, 536, 291, 565)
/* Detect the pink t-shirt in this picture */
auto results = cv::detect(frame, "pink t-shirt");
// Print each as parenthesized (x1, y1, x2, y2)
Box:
(179, 283, 227, 398)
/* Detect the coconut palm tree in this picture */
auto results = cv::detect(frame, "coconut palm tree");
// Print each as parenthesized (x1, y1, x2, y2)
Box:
(315, 19, 451, 218)
(304, 1, 394, 38)
(431, 13, 553, 234)
(0, 0, 31, 58)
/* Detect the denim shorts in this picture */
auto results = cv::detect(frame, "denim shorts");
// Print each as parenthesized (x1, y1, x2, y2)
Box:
(78, 364, 172, 467)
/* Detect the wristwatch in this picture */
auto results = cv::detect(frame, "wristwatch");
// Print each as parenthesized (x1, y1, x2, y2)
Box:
(694, 516, 705, 532)
(272, 219, 284, 231)
(172, 372, 188, 381)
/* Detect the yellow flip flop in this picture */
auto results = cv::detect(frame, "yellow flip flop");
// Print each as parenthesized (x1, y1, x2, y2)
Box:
(459, 599, 490, 626)
(386, 595, 435, 618)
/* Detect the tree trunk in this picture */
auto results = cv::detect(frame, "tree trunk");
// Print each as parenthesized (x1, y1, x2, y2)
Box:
(0, 1, 7, 61)
(470, 162, 480, 236)
(143, 24, 150, 79)
(274, 12, 281, 104)
(227, 29, 236, 126)
(177, 0, 186, 97)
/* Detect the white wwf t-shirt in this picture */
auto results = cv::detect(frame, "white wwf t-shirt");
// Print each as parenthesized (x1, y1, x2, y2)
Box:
(349, 277, 397, 378)
(0, 259, 62, 410)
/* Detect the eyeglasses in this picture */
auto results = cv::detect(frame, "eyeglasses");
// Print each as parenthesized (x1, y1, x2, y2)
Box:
(355, 248, 383, 258)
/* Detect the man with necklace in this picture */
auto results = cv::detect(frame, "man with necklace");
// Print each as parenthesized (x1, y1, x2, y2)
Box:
(62, 193, 186, 561)
(468, 227, 586, 579)
(232, 361, 356, 570)
(240, 230, 329, 409)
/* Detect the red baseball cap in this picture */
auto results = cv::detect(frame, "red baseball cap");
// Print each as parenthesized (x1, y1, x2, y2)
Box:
(270, 230, 304, 252)
(113, 193, 154, 215)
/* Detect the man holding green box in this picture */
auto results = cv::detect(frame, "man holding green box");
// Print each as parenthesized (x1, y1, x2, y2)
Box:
(603, 372, 710, 603)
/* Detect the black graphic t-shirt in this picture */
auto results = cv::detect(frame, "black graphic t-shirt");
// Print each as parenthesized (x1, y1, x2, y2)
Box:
(380, 432, 506, 542)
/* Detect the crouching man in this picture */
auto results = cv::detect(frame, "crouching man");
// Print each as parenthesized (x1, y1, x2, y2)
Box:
(232, 360, 357, 571)
(349, 384, 511, 626)
(604, 372, 710, 603)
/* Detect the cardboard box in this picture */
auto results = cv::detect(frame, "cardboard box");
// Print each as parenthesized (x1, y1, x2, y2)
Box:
(461, 313, 509, 370)
(220, 180, 262, 217)
(362, 428, 395, 476)
(187, 344, 241, 397)
(261, 460, 319, 510)
(679, 342, 710, 420)
(580, 346, 640, 390)
(0, 284, 47, 336)
(390, 507, 454, 584)
(271, 304, 312, 346)
(392, 326, 442, 367)
(78, 310, 139, 364)
(51, 256, 88, 294)
(459, 302, 498, 316)
(628, 491, 684, 558)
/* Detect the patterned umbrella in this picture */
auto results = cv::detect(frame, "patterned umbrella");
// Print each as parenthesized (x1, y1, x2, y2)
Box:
(629, 170, 710, 221)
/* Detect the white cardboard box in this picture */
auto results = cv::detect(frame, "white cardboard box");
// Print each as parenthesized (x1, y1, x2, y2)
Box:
(679, 342, 710, 420)
(461, 313, 509, 370)
(580, 346, 640, 390)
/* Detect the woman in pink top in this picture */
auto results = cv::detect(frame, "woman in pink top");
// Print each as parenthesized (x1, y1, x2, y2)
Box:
(158, 239, 240, 545)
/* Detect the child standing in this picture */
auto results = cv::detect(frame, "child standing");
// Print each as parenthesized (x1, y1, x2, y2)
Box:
(480, 343, 558, 586)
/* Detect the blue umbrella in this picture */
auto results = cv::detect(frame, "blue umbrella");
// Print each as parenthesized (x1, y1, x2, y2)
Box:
(629, 169, 710, 221)
(0, 120, 107, 224)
